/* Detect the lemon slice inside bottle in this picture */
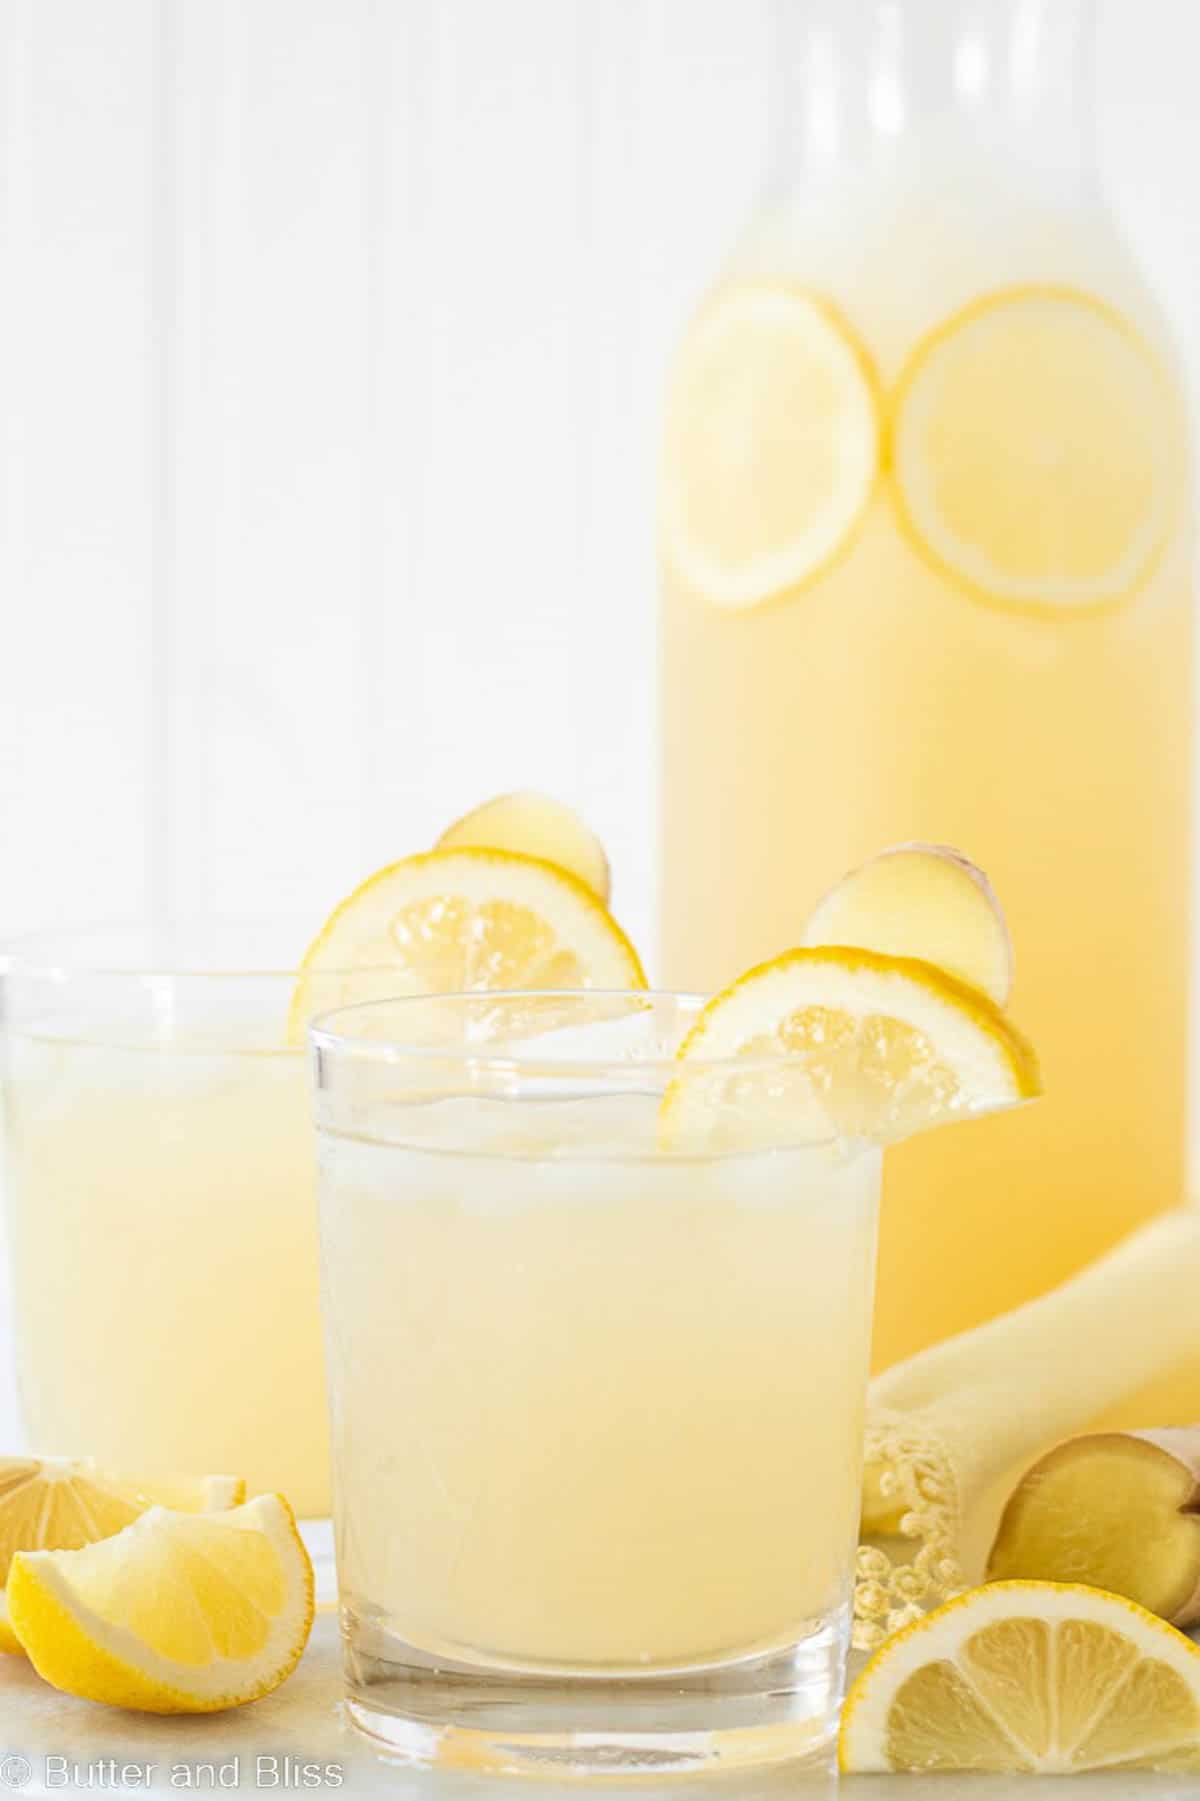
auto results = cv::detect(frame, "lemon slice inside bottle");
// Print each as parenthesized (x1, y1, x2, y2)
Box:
(891, 286, 1180, 613)
(661, 283, 882, 610)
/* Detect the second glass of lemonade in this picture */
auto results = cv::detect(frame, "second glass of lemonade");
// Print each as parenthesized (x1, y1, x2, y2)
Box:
(1, 927, 396, 1525)
(312, 991, 880, 1776)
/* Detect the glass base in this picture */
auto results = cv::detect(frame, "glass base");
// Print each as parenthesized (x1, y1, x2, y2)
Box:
(343, 1606, 848, 1778)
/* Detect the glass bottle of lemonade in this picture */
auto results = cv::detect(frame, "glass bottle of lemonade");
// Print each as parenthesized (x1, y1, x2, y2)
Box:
(659, 0, 1193, 1370)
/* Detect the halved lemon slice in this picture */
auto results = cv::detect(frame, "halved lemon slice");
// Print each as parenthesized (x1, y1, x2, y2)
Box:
(437, 792, 611, 903)
(0, 1457, 244, 1656)
(8, 1494, 312, 1713)
(840, 1580, 1200, 1774)
(662, 944, 1038, 1149)
(802, 843, 1012, 1006)
(290, 847, 645, 1033)
(660, 283, 882, 610)
(891, 286, 1180, 613)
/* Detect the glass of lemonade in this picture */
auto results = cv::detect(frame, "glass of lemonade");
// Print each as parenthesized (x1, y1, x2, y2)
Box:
(0, 927, 396, 1529)
(311, 990, 880, 1776)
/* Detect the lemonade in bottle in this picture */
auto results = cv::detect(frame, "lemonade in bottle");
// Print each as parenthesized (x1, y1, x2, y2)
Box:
(659, 0, 1192, 1368)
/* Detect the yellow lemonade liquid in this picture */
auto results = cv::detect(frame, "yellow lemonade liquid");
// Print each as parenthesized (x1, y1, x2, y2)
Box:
(318, 1096, 879, 1671)
(5, 1032, 329, 1515)
(660, 159, 1192, 1371)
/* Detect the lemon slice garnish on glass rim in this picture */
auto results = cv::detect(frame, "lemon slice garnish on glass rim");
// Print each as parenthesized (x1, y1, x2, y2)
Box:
(289, 847, 646, 1039)
(840, 1580, 1200, 1774)
(661, 282, 882, 611)
(890, 285, 1180, 614)
(7, 1494, 312, 1713)
(0, 1456, 244, 1657)
(660, 944, 1039, 1150)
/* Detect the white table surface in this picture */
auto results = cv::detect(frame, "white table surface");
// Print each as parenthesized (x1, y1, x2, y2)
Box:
(3, 1614, 1198, 1801)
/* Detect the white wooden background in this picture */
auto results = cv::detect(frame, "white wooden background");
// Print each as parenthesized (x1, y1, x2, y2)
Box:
(2, 0, 1200, 1439)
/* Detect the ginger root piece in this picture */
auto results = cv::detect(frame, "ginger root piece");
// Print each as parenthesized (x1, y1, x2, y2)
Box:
(437, 791, 611, 903)
(802, 842, 1013, 1006)
(987, 1430, 1200, 1627)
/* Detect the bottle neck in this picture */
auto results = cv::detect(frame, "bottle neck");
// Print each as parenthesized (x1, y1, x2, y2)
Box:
(768, 0, 1097, 195)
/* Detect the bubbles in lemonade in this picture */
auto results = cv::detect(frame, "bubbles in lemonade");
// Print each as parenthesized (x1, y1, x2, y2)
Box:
(318, 1088, 878, 1673)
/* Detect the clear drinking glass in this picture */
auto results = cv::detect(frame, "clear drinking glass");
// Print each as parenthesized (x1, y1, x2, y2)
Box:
(311, 990, 881, 1776)
(0, 926, 397, 1540)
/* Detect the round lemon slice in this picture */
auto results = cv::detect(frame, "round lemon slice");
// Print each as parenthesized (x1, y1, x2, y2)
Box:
(0, 1457, 244, 1656)
(660, 283, 882, 610)
(802, 843, 1013, 1006)
(290, 847, 646, 1034)
(840, 1580, 1200, 1774)
(661, 945, 1039, 1149)
(7, 1494, 313, 1713)
(891, 285, 1180, 613)
(437, 791, 611, 903)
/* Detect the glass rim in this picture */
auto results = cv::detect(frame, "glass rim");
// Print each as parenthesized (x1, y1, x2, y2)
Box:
(310, 988, 792, 1078)
(0, 921, 388, 983)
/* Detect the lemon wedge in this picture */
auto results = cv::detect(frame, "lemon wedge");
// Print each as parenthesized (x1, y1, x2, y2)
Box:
(0, 1457, 244, 1656)
(661, 283, 882, 610)
(802, 843, 1012, 1006)
(437, 791, 611, 903)
(662, 944, 1038, 1149)
(840, 1580, 1200, 1774)
(8, 1494, 312, 1713)
(290, 847, 645, 1035)
(891, 285, 1180, 613)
